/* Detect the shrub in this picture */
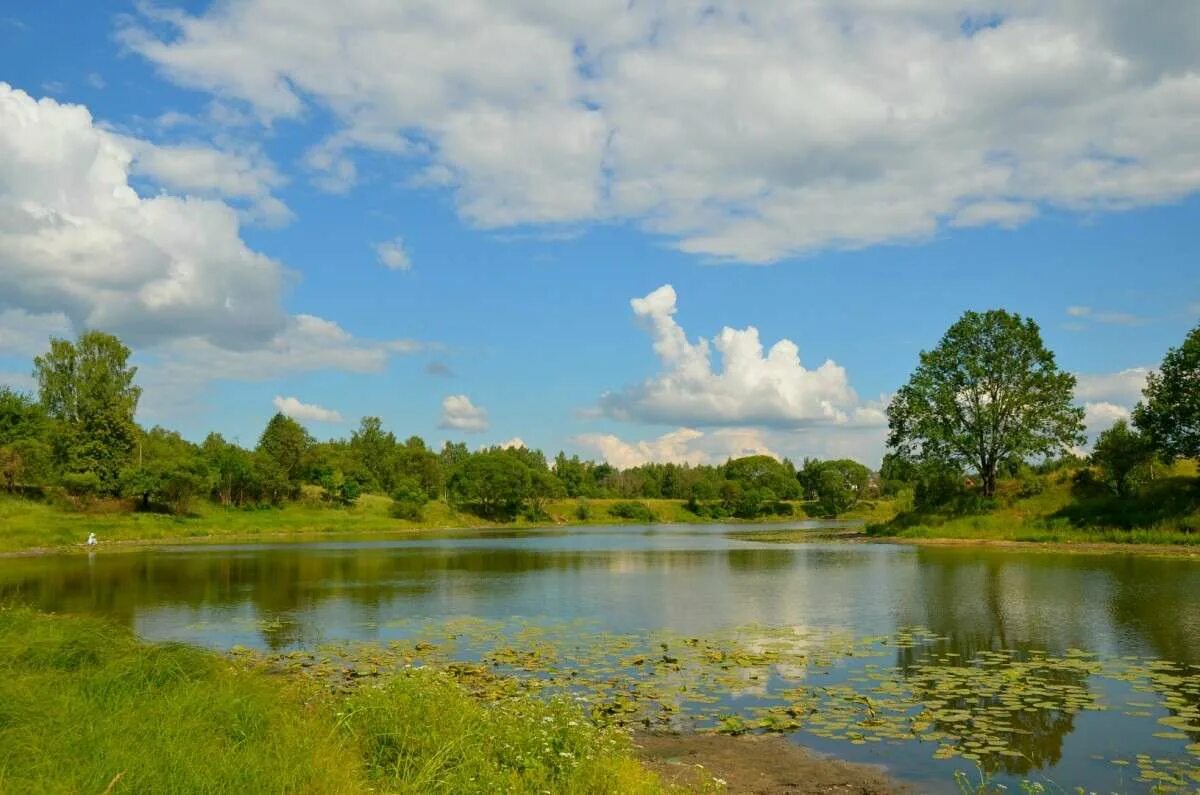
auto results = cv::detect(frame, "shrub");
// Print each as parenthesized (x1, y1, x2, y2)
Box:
(390, 477, 428, 521)
(608, 500, 655, 522)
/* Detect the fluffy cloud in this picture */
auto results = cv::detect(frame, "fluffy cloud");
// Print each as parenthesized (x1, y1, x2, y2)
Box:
(438, 394, 489, 433)
(598, 285, 879, 428)
(0, 83, 287, 349)
(123, 1, 1200, 262)
(122, 138, 293, 227)
(1074, 367, 1150, 405)
(1083, 401, 1131, 435)
(573, 427, 779, 469)
(374, 237, 411, 271)
(0, 85, 434, 426)
(136, 315, 429, 421)
(272, 395, 343, 423)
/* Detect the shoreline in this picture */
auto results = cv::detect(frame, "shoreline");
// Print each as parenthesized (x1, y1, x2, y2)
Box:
(0, 512, 853, 558)
(6, 519, 1200, 559)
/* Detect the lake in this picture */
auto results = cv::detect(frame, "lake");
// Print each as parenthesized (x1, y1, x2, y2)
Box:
(3, 523, 1199, 792)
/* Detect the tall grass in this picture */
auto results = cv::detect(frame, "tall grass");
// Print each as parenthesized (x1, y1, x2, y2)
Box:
(0, 608, 666, 794)
(0, 608, 361, 793)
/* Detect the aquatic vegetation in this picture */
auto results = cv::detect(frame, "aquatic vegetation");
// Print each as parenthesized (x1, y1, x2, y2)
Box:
(252, 619, 1200, 791)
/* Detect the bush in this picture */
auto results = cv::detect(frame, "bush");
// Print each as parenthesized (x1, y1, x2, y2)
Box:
(575, 498, 591, 521)
(608, 500, 656, 522)
(60, 471, 102, 506)
(390, 477, 428, 521)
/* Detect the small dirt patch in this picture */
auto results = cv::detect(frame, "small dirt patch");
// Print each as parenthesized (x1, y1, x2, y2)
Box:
(635, 733, 903, 794)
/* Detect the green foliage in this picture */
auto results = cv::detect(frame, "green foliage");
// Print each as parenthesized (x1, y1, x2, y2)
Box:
(575, 497, 592, 520)
(0, 608, 362, 794)
(390, 476, 428, 520)
(1091, 419, 1154, 497)
(202, 433, 258, 507)
(721, 455, 800, 500)
(349, 416, 397, 491)
(815, 467, 857, 517)
(448, 449, 534, 519)
(34, 331, 141, 493)
(318, 469, 361, 507)
(0, 386, 46, 445)
(340, 667, 660, 794)
(60, 470, 102, 502)
(1134, 322, 1200, 461)
(879, 452, 918, 496)
(887, 309, 1084, 496)
(609, 500, 656, 522)
(0, 438, 50, 493)
(255, 413, 313, 482)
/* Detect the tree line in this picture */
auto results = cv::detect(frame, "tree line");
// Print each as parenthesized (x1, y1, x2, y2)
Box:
(1, 311, 1197, 524)
(0, 332, 873, 521)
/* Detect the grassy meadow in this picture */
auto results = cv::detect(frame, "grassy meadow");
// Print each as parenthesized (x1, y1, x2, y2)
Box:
(867, 460, 1200, 547)
(0, 607, 669, 794)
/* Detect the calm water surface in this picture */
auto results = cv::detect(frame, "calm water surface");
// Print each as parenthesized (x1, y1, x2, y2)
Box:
(3, 523, 1199, 792)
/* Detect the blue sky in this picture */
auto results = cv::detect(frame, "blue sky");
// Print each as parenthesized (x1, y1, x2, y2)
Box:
(1, 2, 1198, 466)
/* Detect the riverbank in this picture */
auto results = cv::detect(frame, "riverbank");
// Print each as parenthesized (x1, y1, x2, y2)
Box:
(0, 607, 910, 794)
(0, 494, 890, 555)
(863, 467, 1200, 549)
(0, 607, 668, 793)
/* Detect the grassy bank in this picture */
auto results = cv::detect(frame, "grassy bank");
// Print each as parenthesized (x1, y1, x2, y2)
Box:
(866, 464, 1200, 547)
(0, 493, 829, 554)
(0, 607, 665, 794)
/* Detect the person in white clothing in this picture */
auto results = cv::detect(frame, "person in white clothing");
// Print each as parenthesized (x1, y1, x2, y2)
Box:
(86, 532, 97, 547)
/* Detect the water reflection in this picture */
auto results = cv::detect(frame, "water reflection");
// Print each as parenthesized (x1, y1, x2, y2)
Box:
(1, 528, 1198, 665)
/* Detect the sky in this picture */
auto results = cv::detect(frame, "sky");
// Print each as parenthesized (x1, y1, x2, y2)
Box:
(1, 1, 1198, 468)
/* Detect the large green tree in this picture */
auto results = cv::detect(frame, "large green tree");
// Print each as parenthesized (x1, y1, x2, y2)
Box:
(447, 450, 533, 519)
(256, 413, 313, 482)
(33, 331, 141, 491)
(349, 416, 397, 491)
(1133, 322, 1200, 461)
(887, 309, 1084, 497)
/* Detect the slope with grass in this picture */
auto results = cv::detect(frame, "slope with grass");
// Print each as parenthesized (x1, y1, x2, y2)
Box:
(867, 462, 1200, 547)
(0, 607, 665, 794)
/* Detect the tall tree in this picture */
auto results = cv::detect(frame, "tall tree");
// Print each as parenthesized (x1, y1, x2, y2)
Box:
(0, 389, 50, 493)
(887, 309, 1084, 497)
(33, 331, 141, 491)
(256, 413, 313, 482)
(1133, 322, 1200, 461)
(349, 416, 397, 491)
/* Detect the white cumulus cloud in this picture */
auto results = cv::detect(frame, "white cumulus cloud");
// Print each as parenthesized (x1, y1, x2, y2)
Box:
(1074, 367, 1151, 405)
(0, 83, 287, 349)
(439, 394, 489, 433)
(598, 284, 878, 428)
(122, 1, 1200, 262)
(374, 237, 411, 271)
(573, 427, 780, 469)
(272, 395, 343, 423)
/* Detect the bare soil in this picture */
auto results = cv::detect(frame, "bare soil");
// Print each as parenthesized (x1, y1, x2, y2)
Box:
(634, 733, 904, 794)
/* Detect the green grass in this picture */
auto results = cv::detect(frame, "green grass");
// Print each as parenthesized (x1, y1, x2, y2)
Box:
(868, 465, 1200, 547)
(0, 492, 813, 554)
(0, 607, 666, 794)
